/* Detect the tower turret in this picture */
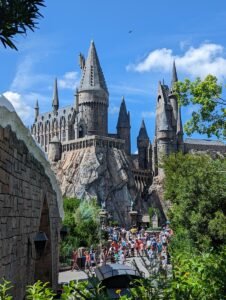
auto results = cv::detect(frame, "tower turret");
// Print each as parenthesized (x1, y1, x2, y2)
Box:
(137, 120, 151, 169)
(169, 61, 178, 130)
(78, 40, 109, 137)
(176, 105, 184, 151)
(117, 97, 131, 155)
(52, 78, 59, 113)
(34, 99, 39, 121)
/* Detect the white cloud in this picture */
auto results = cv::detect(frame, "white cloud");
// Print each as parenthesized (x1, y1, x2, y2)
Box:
(141, 111, 155, 119)
(58, 71, 79, 90)
(11, 55, 52, 92)
(3, 91, 33, 122)
(109, 105, 119, 115)
(127, 43, 226, 79)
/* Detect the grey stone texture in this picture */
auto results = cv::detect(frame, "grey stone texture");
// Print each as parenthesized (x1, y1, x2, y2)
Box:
(0, 117, 61, 299)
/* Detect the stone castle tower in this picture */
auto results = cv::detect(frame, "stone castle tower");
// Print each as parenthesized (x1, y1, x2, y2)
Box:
(31, 41, 225, 225)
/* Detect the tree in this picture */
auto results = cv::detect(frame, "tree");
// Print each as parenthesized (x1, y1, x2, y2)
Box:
(163, 152, 226, 250)
(0, 0, 45, 50)
(174, 75, 226, 139)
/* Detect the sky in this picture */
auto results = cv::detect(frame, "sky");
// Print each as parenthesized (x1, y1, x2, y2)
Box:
(1, 0, 226, 153)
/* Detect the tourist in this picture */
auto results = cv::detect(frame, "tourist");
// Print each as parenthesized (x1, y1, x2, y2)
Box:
(71, 249, 79, 271)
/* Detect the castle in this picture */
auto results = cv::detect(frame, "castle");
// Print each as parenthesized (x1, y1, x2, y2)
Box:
(31, 41, 225, 225)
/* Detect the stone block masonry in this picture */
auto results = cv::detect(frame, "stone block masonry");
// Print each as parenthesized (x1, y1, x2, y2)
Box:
(0, 101, 63, 300)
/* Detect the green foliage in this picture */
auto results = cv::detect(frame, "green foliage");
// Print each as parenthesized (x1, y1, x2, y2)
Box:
(163, 152, 226, 250)
(174, 75, 226, 138)
(162, 152, 226, 299)
(26, 280, 55, 299)
(0, 278, 13, 300)
(0, 0, 45, 50)
(166, 248, 226, 300)
(60, 198, 100, 263)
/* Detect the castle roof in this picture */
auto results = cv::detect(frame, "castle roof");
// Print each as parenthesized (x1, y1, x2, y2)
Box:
(138, 120, 149, 140)
(117, 97, 130, 128)
(171, 60, 178, 89)
(34, 105, 75, 124)
(79, 40, 108, 94)
(35, 99, 39, 109)
(52, 78, 59, 110)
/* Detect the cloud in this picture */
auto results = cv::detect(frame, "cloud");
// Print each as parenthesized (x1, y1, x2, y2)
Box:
(3, 91, 33, 122)
(109, 105, 119, 115)
(141, 111, 155, 119)
(58, 72, 79, 90)
(127, 43, 226, 79)
(11, 55, 52, 92)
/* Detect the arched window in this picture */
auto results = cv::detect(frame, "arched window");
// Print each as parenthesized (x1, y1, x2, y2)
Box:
(79, 125, 84, 138)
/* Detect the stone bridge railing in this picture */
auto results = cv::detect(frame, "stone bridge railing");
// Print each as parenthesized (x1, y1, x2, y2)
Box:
(61, 135, 125, 152)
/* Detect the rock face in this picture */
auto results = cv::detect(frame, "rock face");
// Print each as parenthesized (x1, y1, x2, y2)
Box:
(52, 146, 137, 226)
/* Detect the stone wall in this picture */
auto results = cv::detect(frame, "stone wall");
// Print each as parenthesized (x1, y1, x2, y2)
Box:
(0, 102, 63, 300)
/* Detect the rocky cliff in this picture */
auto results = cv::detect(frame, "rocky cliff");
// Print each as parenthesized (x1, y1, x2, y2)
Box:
(51, 146, 137, 225)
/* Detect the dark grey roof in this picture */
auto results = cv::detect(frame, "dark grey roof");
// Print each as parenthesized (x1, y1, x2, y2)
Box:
(95, 264, 143, 281)
(117, 97, 130, 128)
(34, 105, 75, 124)
(138, 119, 149, 140)
(171, 60, 178, 88)
(185, 138, 225, 146)
(79, 40, 108, 93)
(35, 99, 39, 109)
(52, 78, 59, 109)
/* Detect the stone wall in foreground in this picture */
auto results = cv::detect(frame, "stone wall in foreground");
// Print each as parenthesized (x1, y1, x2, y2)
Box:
(0, 103, 62, 299)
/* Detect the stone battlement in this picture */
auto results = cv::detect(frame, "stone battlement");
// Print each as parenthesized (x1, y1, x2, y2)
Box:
(61, 135, 125, 152)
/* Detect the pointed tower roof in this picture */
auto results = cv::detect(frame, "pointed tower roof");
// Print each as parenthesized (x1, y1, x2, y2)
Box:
(79, 40, 108, 93)
(159, 102, 172, 131)
(176, 105, 183, 135)
(158, 81, 168, 103)
(35, 99, 39, 109)
(138, 119, 149, 140)
(171, 60, 178, 89)
(52, 78, 59, 110)
(117, 96, 130, 128)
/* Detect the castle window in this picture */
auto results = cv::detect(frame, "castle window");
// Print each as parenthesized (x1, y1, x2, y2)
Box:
(79, 125, 84, 138)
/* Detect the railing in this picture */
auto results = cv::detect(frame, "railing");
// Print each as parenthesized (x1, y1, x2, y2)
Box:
(61, 135, 125, 152)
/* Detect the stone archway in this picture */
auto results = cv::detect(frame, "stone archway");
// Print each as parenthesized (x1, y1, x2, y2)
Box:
(34, 197, 52, 285)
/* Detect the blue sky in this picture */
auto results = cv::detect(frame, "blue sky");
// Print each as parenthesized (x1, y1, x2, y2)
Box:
(1, 0, 226, 152)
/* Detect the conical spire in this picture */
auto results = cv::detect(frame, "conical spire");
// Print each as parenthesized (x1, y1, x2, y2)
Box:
(34, 99, 39, 120)
(171, 60, 178, 89)
(138, 119, 149, 140)
(79, 40, 108, 93)
(176, 105, 183, 135)
(35, 99, 39, 109)
(117, 96, 130, 128)
(52, 78, 59, 111)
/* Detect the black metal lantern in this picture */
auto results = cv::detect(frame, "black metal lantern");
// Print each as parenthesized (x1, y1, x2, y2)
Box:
(60, 226, 69, 240)
(34, 231, 48, 258)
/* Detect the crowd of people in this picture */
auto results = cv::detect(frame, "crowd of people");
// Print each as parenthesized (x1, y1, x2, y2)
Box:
(71, 222, 173, 273)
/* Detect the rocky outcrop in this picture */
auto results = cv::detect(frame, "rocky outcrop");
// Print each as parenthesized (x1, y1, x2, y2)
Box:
(51, 146, 137, 226)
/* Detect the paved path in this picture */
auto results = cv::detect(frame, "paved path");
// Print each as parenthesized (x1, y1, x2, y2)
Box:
(58, 256, 154, 284)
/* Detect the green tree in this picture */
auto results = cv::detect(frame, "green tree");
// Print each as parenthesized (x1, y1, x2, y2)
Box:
(174, 75, 226, 138)
(163, 152, 226, 250)
(0, 0, 45, 50)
